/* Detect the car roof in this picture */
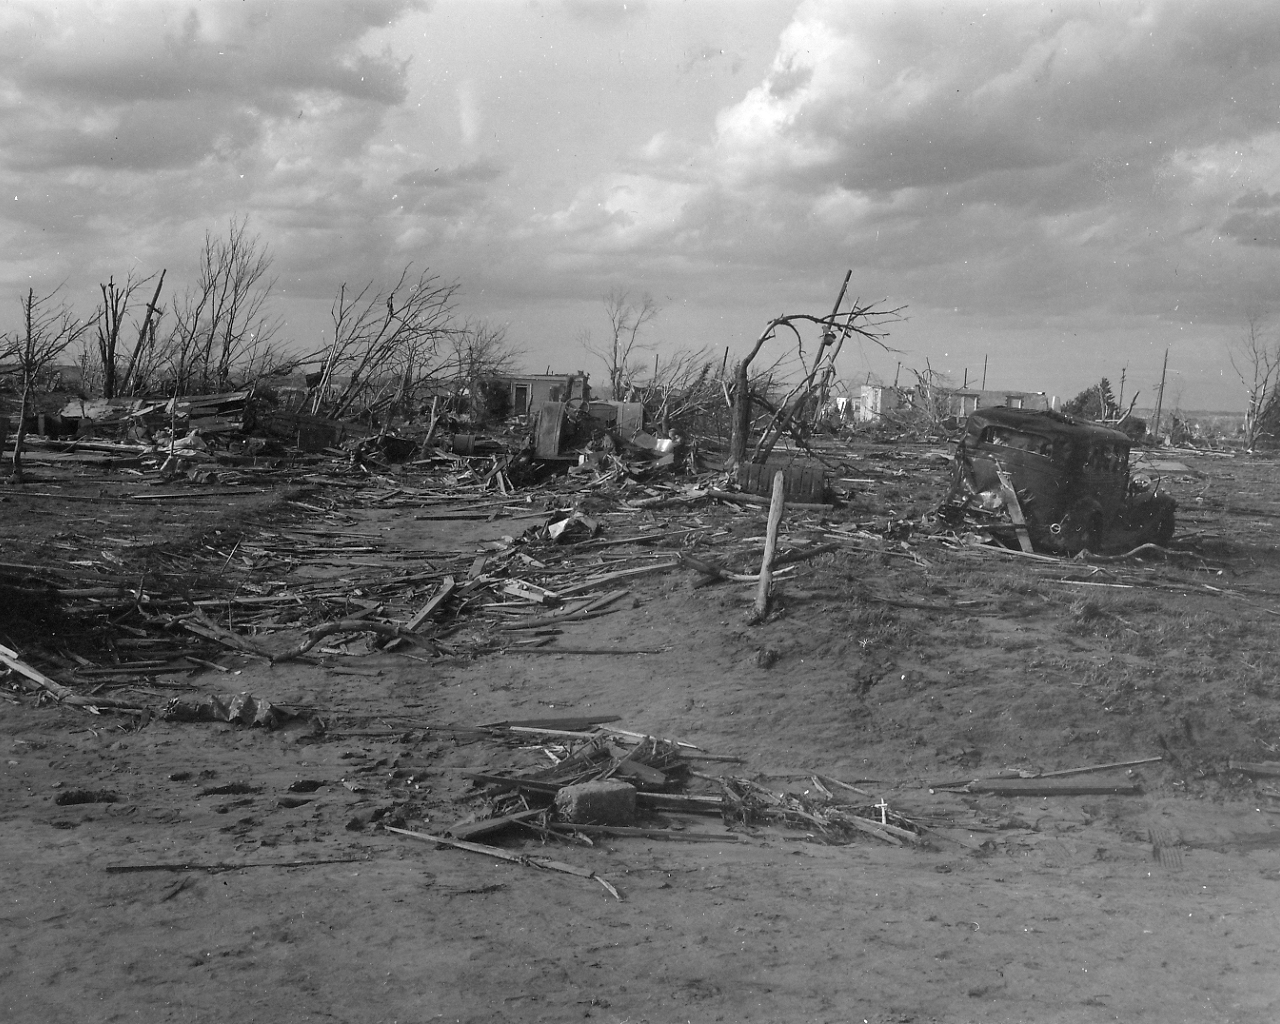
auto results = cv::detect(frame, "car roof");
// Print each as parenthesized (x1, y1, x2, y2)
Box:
(965, 407, 1132, 445)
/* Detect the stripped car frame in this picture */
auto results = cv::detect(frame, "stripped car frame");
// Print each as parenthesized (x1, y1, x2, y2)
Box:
(945, 407, 1176, 555)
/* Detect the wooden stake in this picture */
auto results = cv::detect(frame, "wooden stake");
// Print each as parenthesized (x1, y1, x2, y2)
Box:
(751, 471, 786, 622)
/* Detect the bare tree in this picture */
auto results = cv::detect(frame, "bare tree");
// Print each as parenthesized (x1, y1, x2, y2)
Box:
(445, 320, 521, 418)
(897, 363, 954, 434)
(729, 280, 903, 465)
(630, 345, 719, 434)
(580, 288, 660, 400)
(168, 217, 280, 393)
(311, 267, 460, 420)
(90, 269, 165, 398)
(3, 287, 94, 481)
(1229, 311, 1280, 449)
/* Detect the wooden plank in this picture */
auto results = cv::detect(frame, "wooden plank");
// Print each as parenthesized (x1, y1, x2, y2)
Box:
(962, 778, 1142, 796)
(493, 590, 631, 631)
(548, 824, 738, 842)
(1229, 759, 1280, 778)
(0, 644, 143, 711)
(444, 808, 545, 841)
(483, 715, 622, 730)
(385, 825, 623, 899)
(995, 466, 1034, 553)
(613, 760, 668, 787)
(383, 575, 456, 651)
(1039, 756, 1163, 778)
(553, 561, 680, 597)
(636, 792, 723, 815)
(461, 772, 562, 795)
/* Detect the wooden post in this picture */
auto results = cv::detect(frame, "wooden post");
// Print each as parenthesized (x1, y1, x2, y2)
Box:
(751, 471, 786, 622)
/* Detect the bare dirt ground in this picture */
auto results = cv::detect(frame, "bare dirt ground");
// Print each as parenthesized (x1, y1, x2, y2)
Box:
(5, 441, 1280, 1023)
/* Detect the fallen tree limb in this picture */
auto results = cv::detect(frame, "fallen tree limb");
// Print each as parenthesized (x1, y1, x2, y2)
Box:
(271, 620, 438, 663)
(1075, 543, 1203, 563)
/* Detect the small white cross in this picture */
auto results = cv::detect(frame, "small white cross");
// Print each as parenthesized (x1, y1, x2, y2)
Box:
(875, 798, 889, 825)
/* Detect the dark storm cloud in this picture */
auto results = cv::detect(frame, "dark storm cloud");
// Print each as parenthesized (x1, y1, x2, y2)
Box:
(718, 1, 1280, 202)
(0, 1, 422, 173)
(1222, 210, 1280, 247)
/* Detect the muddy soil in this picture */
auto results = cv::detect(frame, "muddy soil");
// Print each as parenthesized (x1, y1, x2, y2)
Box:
(5, 445, 1280, 1023)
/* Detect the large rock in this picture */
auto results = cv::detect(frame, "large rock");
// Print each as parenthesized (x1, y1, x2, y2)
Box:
(554, 780, 637, 825)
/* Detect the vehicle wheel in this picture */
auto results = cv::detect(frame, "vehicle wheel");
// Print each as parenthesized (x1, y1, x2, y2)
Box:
(1083, 512, 1104, 554)
(1059, 502, 1103, 554)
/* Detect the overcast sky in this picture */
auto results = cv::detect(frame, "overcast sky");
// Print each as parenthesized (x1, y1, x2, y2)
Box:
(3, 0, 1279, 411)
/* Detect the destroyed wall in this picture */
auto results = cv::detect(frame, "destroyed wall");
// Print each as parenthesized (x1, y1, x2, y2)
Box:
(946, 388, 1051, 416)
(501, 372, 590, 416)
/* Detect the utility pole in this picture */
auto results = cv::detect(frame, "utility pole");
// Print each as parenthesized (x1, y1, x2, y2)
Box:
(981, 354, 988, 390)
(1152, 348, 1169, 442)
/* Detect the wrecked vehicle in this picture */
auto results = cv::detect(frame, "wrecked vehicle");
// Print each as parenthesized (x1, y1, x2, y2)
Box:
(945, 407, 1176, 555)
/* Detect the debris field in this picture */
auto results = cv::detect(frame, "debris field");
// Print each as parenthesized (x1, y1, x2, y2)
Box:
(4, 419, 1280, 1024)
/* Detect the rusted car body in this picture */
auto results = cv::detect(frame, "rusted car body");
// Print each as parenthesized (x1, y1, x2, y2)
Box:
(946, 407, 1176, 555)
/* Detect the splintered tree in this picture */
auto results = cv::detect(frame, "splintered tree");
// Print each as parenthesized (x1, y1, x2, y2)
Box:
(4, 287, 94, 482)
(447, 320, 521, 420)
(579, 288, 660, 400)
(312, 267, 460, 420)
(1062, 378, 1119, 421)
(167, 217, 282, 393)
(92, 270, 165, 398)
(1229, 312, 1280, 449)
(728, 274, 903, 466)
(631, 345, 721, 436)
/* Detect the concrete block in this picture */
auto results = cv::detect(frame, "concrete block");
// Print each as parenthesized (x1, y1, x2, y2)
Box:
(554, 779, 637, 825)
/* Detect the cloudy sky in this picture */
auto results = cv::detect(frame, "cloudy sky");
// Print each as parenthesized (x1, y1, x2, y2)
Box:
(3, 0, 1280, 411)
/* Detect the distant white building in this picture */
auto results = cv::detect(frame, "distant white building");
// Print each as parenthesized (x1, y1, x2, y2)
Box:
(841, 384, 905, 423)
